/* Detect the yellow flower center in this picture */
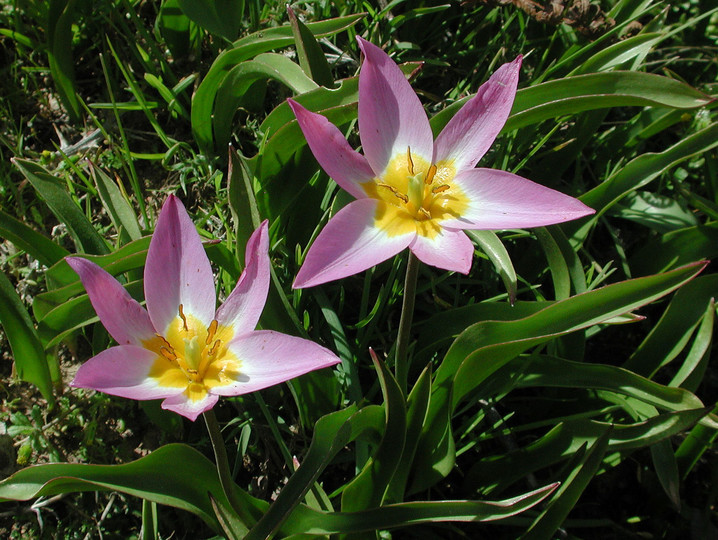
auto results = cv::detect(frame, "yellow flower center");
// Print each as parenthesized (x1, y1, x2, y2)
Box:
(145, 304, 243, 402)
(361, 147, 468, 238)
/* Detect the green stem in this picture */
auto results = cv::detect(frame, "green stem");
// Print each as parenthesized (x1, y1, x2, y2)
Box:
(395, 252, 420, 395)
(203, 409, 254, 529)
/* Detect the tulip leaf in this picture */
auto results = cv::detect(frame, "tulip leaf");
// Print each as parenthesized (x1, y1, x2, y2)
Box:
(47, 0, 81, 122)
(650, 439, 681, 510)
(412, 262, 706, 493)
(675, 403, 718, 478)
(191, 13, 364, 153)
(245, 405, 385, 540)
(341, 353, 406, 511)
(514, 355, 705, 412)
(467, 230, 518, 304)
(177, 0, 243, 41)
(625, 274, 718, 377)
(385, 364, 432, 503)
(0, 271, 55, 404)
(630, 222, 718, 276)
(90, 163, 142, 243)
(288, 6, 334, 88)
(211, 53, 318, 154)
(0, 443, 266, 533)
(0, 209, 69, 268)
(466, 407, 709, 495)
(12, 158, 109, 256)
(521, 432, 610, 540)
(280, 483, 558, 534)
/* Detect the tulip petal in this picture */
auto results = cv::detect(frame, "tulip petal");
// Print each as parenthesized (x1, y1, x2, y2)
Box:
(66, 257, 156, 346)
(409, 228, 474, 274)
(210, 330, 339, 396)
(356, 37, 433, 177)
(434, 56, 522, 171)
(293, 198, 414, 288)
(443, 169, 595, 230)
(215, 221, 270, 336)
(287, 99, 374, 200)
(71, 345, 183, 400)
(144, 195, 216, 334)
(161, 389, 219, 422)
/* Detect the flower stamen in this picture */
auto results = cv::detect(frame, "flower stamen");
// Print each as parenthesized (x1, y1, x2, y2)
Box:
(432, 184, 451, 194)
(178, 304, 188, 331)
(377, 182, 409, 204)
(407, 147, 415, 175)
(206, 319, 218, 345)
(425, 164, 437, 185)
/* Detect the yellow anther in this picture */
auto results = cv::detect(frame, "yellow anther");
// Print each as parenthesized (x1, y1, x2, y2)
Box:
(178, 304, 188, 331)
(160, 347, 177, 361)
(206, 320, 218, 345)
(432, 184, 451, 194)
(377, 182, 409, 204)
(407, 147, 415, 175)
(418, 208, 432, 220)
(208, 339, 222, 357)
(425, 164, 437, 185)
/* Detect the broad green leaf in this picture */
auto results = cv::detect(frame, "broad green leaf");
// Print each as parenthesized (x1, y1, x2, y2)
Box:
(431, 72, 712, 137)
(288, 6, 334, 87)
(90, 163, 142, 242)
(466, 407, 709, 495)
(177, 0, 243, 40)
(650, 440, 681, 510)
(521, 433, 610, 540)
(412, 262, 706, 493)
(211, 53, 318, 153)
(245, 405, 384, 540)
(514, 355, 705, 413)
(467, 230, 517, 304)
(570, 33, 662, 74)
(0, 443, 266, 532)
(191, 13, 364, 152)
(535, 227, 571, 300)
(669, 299, 714, 391)
(47, 0, 81, 121)
(610, 191, 699, 234)
(12, 159, 109, 255)
(630, 222, 718, 276)
(675, 403, 718, 478)
(0, 272, 55, 404)
(625, 274, 718, 377)
(280, 484, 558, 534)
(385, 364, 432, 503)
(341, 353, 406, 511)
(579, 122, 718, 222)
(0, 210, 69, 267)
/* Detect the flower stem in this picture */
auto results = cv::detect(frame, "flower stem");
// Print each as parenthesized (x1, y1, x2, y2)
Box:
(203, 409, 254, 528)
(395, 252, 420, 395)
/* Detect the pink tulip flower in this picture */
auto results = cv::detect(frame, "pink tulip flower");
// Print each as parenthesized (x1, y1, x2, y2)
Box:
(289, 37, 594, 288)
(67, 195, 340, 421)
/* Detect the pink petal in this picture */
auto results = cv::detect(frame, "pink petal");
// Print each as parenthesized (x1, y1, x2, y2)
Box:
(409, 228, 474, 274)
(161, 391, 219, 422)
(434, 56, 522, 171)
(287, 99, 374, 200)
(71, 345, 183, 401)
(443, 169, 595, 230)
(65, 257, 156, 346)
(215, 220, 270, 336)
(356, 37, 433, 177)
(293, 198, 415, 288)
(210, 330, 339, 396)
(144, 195, 216, 334)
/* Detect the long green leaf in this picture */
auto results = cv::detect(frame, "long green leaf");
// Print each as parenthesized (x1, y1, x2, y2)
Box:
(0, 272, 55, 404)
(12, 159, 108, 255)
(0, 210, 69, 267)
(0, 443, 267, 531)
